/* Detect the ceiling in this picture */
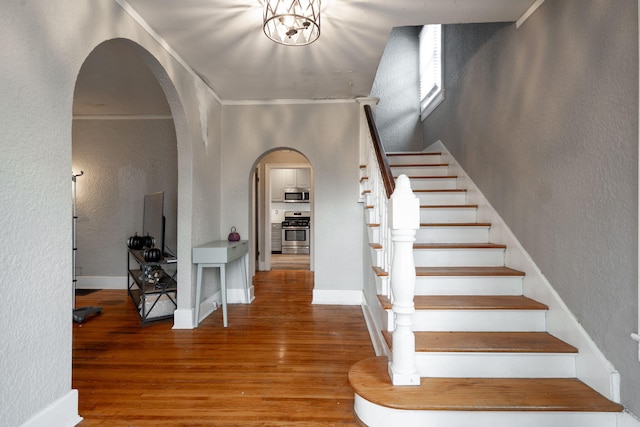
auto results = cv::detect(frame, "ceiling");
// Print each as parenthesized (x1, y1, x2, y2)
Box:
(74, 0, 539, 114)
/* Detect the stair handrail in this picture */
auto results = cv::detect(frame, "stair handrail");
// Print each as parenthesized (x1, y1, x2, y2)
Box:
(359, 102, 420, 386)
(364, 104, 395, 198)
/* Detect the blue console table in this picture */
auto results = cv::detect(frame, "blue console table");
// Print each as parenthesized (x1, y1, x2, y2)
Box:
(192, 240, 249, 327)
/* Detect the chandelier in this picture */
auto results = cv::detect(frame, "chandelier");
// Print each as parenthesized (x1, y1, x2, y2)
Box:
(263, 0, 321, 46)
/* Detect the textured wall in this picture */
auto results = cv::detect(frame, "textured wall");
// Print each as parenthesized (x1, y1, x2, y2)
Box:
(221, 103, 363, 293)
(72, 118, 178, 278)
(423, 0, 639, 414)
(0, 1, 221, 425)
(371, 26, 423, 152)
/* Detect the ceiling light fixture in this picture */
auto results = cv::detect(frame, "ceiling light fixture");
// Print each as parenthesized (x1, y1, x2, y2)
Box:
(263, 0, 320, 46)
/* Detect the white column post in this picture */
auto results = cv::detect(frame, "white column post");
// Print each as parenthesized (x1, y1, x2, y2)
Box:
(387, 174, 420, 386)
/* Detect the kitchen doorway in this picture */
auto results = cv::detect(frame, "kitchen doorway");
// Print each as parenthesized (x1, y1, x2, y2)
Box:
(254, 149, 313, 272)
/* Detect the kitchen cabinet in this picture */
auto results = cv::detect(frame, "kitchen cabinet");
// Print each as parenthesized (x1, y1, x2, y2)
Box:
(296, 168, 310, 188)
(270, 167, 311, 202)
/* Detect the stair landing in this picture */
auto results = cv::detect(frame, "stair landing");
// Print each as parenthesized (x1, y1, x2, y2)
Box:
(349, 356, 622, 412)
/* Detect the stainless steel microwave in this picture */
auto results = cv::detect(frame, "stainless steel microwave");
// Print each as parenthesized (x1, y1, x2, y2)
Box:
(283, 188, 310, 203)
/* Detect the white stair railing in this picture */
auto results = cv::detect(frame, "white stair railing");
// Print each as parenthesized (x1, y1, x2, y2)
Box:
(358, 99, 420, 386)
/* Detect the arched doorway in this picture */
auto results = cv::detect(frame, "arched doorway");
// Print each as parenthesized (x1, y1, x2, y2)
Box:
(251, 148, 314, 272)
(71, 38, 192, 325)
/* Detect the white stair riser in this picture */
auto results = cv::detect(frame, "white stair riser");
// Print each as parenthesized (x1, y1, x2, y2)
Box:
(367, 226, 381, 244)
(364, 207, 378, 225)
(392, 165, 449, 176)
(415, 192, 467, 205)
(420, 208, 477, 223)
(414, 248, 505, 267)
(410, 178, 458, 190)
(369, 246, 384, 268)
(374, 274, 389, 296)
(416, 226, 489, 244)
(415, 276, 523, 296)
(354, 397, 616, 427)
(387, 154, 443, 165)
(416, 352, 577, 378)
(385, 309, 546, 332)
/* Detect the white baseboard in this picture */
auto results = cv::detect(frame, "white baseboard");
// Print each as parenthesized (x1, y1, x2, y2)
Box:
(19, 389, 81, 427)
(312, 289, 363, 305)
(172, 308, 194, 329)
(76, 276, 127, 290)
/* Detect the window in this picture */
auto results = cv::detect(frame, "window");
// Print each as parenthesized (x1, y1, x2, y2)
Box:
(419, 24, 444, 120)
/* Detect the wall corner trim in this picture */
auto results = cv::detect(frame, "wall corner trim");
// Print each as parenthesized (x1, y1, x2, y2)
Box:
(516, 0, 547, 29)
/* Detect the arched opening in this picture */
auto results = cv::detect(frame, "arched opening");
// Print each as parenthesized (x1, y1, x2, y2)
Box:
(71, 38, 191, 326)
(250, 148, 314, 272)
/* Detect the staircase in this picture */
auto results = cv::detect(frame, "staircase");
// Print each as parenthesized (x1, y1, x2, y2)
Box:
(351, 147, 627, 426)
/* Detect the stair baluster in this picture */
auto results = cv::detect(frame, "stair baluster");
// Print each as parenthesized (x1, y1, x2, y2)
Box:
(387, 174, 420, 386)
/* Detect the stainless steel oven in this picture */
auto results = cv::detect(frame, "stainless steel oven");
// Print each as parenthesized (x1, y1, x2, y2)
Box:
(281, 211, 310, 255)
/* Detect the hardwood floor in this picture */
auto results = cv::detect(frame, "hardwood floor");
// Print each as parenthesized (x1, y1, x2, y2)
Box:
(271, 253, 310, 270)
(73, 270, 374, 426)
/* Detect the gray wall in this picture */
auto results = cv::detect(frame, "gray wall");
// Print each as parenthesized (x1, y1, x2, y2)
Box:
(423, 0, 639, 414)
(72, 118, 178, 278)
(371, 26, 423, 152)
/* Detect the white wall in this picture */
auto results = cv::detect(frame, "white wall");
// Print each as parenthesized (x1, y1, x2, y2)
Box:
(221, 103, 364, 297)
(0, 1, 221, 425)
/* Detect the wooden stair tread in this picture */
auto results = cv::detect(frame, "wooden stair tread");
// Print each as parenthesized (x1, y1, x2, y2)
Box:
(372, 266, 388, 277)
(414, 189, 466, 193)
(383, 331, 577, 353)
(390, 163, 449, 167)
(421, 222, 490, 227)
(387, 152, 442, 156)
(349, 357, 623, 412)
(396, 175, 458, 179)
(416, 266, 525, 276)
(378, 295, 547, 311)
(414, 243, 506, 249)
(420, 204, 478, 209)
(374, 266, 525, 277)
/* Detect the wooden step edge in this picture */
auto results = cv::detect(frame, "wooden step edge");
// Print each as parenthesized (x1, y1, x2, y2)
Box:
(421, 222, 491, 227)
(420, 204, 478, 209)
(360, 176, 369, 183)
(414, 243, 507, 250)
(368, 223, 380, 228)
(395, 175, 458, 180)
(369, 243, 382, 250)
(372, 266, 388, 277)
(415, 266, 525, 277)
(378, 295, 548, 311)
(382, 331, 578, 354)
(360, 164, 366, 169)
(390, 163, 449, 168)
(349, 357, 623, 413)
(387, 152, 442, 156)
(413, 189, 466, 193)
(361, 189, 371, 195)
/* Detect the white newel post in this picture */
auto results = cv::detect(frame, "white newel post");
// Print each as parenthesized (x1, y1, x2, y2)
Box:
(388, 174, 420, 386)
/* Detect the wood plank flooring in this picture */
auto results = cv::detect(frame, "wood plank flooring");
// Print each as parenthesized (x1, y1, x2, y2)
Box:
(73, 270, 374, 426)
(271, 254, 310, 270)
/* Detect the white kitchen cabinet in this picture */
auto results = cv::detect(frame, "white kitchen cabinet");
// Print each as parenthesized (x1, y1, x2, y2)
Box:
(296, 168, 310, 188)
(271, 167, 311, 201)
